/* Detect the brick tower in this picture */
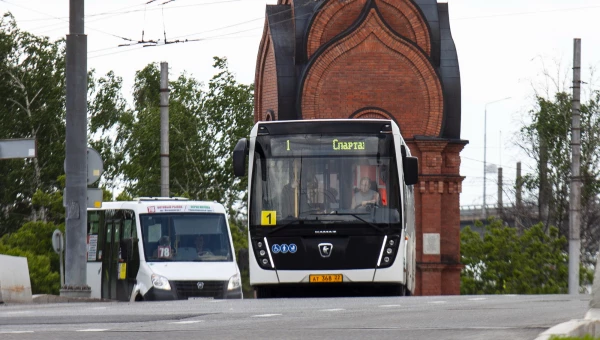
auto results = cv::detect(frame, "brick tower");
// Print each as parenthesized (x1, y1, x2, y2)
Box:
(254, 0, 466, 295)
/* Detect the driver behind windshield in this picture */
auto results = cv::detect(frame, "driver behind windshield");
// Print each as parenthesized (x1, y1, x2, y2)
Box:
(352, 177, 380, 211)
(195, 235, 213, 256)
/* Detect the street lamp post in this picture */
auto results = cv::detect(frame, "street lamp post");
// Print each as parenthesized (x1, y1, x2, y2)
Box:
(483, 97, 511, 219)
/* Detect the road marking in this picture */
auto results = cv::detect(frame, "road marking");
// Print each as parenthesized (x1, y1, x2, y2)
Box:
(468, 297, 487, 301)
(428, 301, 447, 304)
(252, 314, 282, 317)
(77, 329, 108, 332)
(319, 308, 345, 312)
(379, 304, 401, 308)
(170, 320, 204, 324)
(0, 331, 34, 334)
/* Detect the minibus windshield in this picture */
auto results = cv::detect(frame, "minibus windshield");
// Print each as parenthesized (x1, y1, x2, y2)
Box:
(140, 213, 233, 262)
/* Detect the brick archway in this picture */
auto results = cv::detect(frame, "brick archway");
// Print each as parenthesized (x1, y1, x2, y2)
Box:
(306, 0, 431, 59)
(300, 9, 444, 138)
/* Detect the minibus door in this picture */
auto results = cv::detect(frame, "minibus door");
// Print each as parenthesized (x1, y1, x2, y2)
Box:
(116, 236, 139, 301)
(116, 215, 139, 302)
(101, 219, 119, 300)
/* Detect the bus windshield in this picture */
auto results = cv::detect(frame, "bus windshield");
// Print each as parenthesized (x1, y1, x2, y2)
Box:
(140, 213, 233, 262)
(250, 134, 402, 227)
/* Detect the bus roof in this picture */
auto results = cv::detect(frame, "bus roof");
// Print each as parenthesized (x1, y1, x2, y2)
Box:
(253, 119, 400, 136)
(88, 199, 227, 214)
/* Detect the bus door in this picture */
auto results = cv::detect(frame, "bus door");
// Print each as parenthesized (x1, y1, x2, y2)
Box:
(101, 213, 119, 300)
(101, 211, 139, 302)
(117, 212, 139, 301)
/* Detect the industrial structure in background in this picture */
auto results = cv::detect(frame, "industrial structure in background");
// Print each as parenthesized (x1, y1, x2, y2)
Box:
(254, 0, 464, 295)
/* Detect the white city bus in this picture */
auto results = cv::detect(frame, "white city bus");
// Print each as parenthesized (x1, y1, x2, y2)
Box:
(233, 119, 418, 298)
(86, 198, 242, 301)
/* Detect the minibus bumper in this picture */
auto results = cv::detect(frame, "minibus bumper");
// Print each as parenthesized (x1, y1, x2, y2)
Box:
(142, 285, 242, 300)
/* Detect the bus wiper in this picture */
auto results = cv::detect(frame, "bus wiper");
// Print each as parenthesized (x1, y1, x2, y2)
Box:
(268, 217, 304, 235)
(328, 211, 385, 234)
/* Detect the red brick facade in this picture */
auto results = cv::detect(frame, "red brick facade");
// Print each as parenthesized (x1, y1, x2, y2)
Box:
(254, 0, 465, 295)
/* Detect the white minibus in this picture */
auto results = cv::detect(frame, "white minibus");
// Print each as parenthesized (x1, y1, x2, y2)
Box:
(86, 197, 242, 301)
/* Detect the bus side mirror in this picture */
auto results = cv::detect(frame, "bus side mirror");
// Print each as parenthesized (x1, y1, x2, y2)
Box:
(404, 156, 419, 186)
(233, 138, 248, 177)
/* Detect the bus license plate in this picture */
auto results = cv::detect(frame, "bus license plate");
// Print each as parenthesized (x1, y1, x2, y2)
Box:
(309, 274, 343, 283)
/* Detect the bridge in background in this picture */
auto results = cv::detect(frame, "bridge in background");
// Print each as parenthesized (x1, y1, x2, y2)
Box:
(460, 203, 539, 230)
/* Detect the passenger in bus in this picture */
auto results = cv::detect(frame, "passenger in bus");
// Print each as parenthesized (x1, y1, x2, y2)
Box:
(352, 177, 380, 211)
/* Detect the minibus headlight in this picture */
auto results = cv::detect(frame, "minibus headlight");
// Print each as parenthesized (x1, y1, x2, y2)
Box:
(151, 274, 172, 290)
(228, 273, 241, 291)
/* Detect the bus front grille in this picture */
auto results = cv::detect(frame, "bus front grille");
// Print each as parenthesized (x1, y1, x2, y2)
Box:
(172, 280, 226, 299)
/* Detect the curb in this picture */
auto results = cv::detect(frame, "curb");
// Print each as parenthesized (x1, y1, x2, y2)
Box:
(31, 294, 107, 304)
(535, 309, 600, 339)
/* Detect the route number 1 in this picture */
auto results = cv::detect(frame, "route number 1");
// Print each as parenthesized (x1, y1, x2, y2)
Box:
(261, 211, 276, 226)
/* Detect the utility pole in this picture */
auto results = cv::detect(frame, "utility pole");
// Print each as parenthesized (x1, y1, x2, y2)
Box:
(569, 38, 582, 295)
(483, 97, 511, 219)
(539, 141, 549, 227)
(497, 167, 503, 216)
(160, 62, 170, 197)
(61, 0, 90, 297)
(516, 162, 523, 233)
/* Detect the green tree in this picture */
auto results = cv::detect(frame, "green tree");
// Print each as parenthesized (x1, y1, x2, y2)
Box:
(110, 57, 254, 217)
(515, 90, 600, 258)
(0, 221, 63, 294)
(0, 13, 66, 233)
(461, 219, 568, 294)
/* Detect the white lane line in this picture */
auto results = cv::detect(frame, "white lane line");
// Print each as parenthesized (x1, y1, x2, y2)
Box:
(252, 314, 282, 317)
(428, 301, 447, 304)
(170, 320, 204, 324)
(468, 297, 487, 301)
(0, 331, 34, 334)
(379, 304, 401, 308)
(77, 329, 109, 332)
(319, 308, 345, 312)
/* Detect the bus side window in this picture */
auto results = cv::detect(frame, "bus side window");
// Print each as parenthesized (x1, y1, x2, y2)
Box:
(87, 211, 103, 262)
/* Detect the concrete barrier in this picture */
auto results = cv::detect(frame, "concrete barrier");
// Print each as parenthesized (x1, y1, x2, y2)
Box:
(0, 254, 33, 303)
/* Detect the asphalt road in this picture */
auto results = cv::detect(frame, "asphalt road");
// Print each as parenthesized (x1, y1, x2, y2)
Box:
(0, 294, 591, 340)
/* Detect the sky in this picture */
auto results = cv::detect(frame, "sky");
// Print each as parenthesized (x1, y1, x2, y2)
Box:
(2, 0, 600, 208)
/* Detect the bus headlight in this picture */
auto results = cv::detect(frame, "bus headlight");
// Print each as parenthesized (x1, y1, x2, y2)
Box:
(378, 235, 400, 268)
(228, 273, 241, 291)
(151, 274, 172, 290)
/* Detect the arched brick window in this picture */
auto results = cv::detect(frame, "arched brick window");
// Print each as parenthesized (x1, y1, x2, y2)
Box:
(265, 109, 274, 121)
(350, 107, 392, 120)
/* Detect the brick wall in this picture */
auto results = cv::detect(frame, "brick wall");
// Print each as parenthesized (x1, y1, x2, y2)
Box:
(255, 36, 279, 121)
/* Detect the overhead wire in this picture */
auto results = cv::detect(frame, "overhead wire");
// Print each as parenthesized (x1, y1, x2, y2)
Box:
(1, 0, 137, 43)
(7, 0, 600, 55)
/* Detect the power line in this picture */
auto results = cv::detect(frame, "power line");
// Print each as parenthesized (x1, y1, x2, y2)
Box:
(2, 0, 137, 43)
(452, 5, 600, 21)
